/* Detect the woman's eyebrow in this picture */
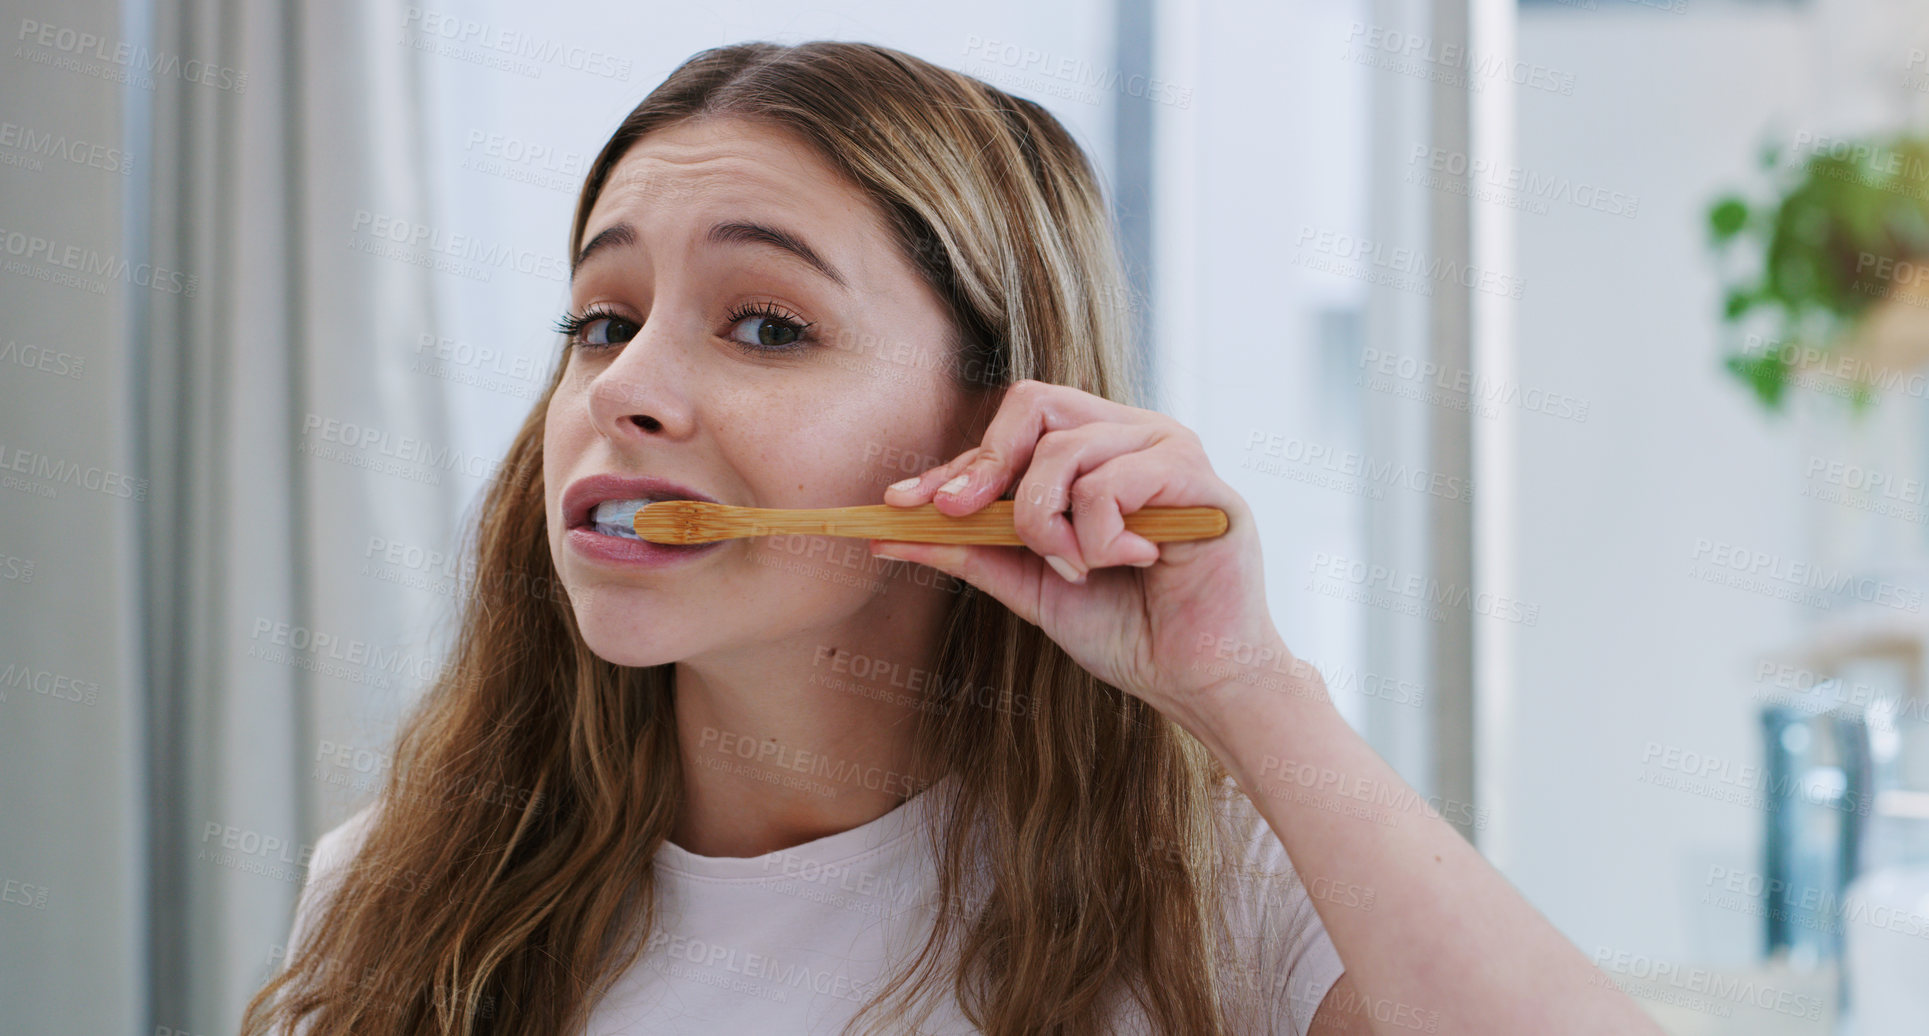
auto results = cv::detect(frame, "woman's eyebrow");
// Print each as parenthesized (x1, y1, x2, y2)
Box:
(705, 220, 850, 291)
(573, 222, 636, 278)
(572, 219, 852, 293)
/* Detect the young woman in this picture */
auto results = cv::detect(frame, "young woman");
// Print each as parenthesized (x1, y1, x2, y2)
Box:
(242, 40, 1663, 1036)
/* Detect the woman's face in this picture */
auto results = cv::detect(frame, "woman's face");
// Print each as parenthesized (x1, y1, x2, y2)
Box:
(543, 116, 981, 667)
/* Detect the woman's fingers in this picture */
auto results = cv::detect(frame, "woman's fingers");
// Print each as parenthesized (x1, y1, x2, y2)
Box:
(882, 380, 1152, 512)
(1064, 452, 1169, 570)
(1010, 421, 1164, 578)
(882, 380, 1182, 578)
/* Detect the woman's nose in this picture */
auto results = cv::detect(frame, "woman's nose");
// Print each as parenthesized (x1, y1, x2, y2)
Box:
(583, 322, 698, 441)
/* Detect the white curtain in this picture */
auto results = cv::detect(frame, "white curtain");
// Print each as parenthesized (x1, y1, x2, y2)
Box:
(141, 0, 461, 1028)
(0, 0, 456, 1031)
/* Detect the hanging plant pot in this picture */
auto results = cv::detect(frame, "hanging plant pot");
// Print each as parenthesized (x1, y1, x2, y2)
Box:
(1841, 284, 1929, 389)
(1706, 134, 1929, 415)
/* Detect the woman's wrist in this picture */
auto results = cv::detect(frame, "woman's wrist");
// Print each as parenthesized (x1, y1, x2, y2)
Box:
(1172, 631, 1346, 778)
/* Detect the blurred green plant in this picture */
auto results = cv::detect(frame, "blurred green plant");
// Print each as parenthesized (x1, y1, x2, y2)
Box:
(1705, 131, 1929, 414)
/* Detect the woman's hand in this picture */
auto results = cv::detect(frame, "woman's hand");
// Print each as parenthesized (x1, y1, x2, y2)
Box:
(876, 382, 1674, 1036)
(870, 378, 1299, 731)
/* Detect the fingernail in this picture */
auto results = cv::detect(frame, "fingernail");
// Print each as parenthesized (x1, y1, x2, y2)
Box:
(938, 473, 970, 496)
(888, 476, 921, 492)
(1129, 556, 1157, 568)
(1044, 555, 1086, 584)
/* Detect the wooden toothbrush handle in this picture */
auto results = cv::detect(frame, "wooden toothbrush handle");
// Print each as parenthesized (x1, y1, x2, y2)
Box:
(750, 500, 1228, 545)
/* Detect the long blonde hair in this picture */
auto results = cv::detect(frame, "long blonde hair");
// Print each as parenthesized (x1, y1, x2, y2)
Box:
(242, 40, 1235, 1036)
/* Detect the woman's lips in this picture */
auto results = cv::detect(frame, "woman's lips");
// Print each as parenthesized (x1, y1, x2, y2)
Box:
(566, 516, 727, 569)
(560, 475, 730, 569)
(561, 473, 721, 531)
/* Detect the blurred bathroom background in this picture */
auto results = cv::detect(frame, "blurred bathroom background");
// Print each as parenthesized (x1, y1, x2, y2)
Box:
(5, 0, 1929, 1032)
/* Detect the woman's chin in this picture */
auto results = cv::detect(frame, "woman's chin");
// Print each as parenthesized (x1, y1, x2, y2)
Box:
(567, 613, 684, 668)
(601, 651, 679, 669)
(559, 591, 689, 668)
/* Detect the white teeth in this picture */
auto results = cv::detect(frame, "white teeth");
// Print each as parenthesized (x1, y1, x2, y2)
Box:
(592, 498, 651, 526)
(592, 522, 641, 540)
(590, 498, 654, 538)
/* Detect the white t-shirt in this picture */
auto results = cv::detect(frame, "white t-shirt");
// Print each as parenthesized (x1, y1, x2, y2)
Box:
(288, 775, 1345, 1035)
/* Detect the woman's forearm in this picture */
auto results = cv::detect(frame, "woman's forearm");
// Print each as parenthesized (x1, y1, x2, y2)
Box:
(1176, 635, 1665, 1036)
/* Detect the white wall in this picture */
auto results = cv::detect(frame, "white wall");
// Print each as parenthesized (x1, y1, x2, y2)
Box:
(1156, 0, 1382, 741)
(1510, 3, 1833, 966)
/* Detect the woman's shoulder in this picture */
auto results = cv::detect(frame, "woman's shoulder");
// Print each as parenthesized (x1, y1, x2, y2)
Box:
(309, 800, 382, 885)
(1204, 775, 1349, 1036)
(1205, 774, 1337, 936)
(1211, 775, 1273, 856)
(1207, 775, 1292, 876)
(285, 801, 382, 960)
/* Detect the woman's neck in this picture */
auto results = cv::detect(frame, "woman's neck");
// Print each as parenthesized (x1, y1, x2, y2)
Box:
(665, 574, 955, 858)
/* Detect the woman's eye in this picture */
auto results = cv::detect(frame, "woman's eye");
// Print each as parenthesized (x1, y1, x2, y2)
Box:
(579, 316, 640, 348)
(726, 313, 808, 350)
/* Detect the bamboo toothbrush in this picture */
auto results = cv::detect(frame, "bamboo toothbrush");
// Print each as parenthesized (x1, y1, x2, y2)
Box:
(629, 499, 1229, 546)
